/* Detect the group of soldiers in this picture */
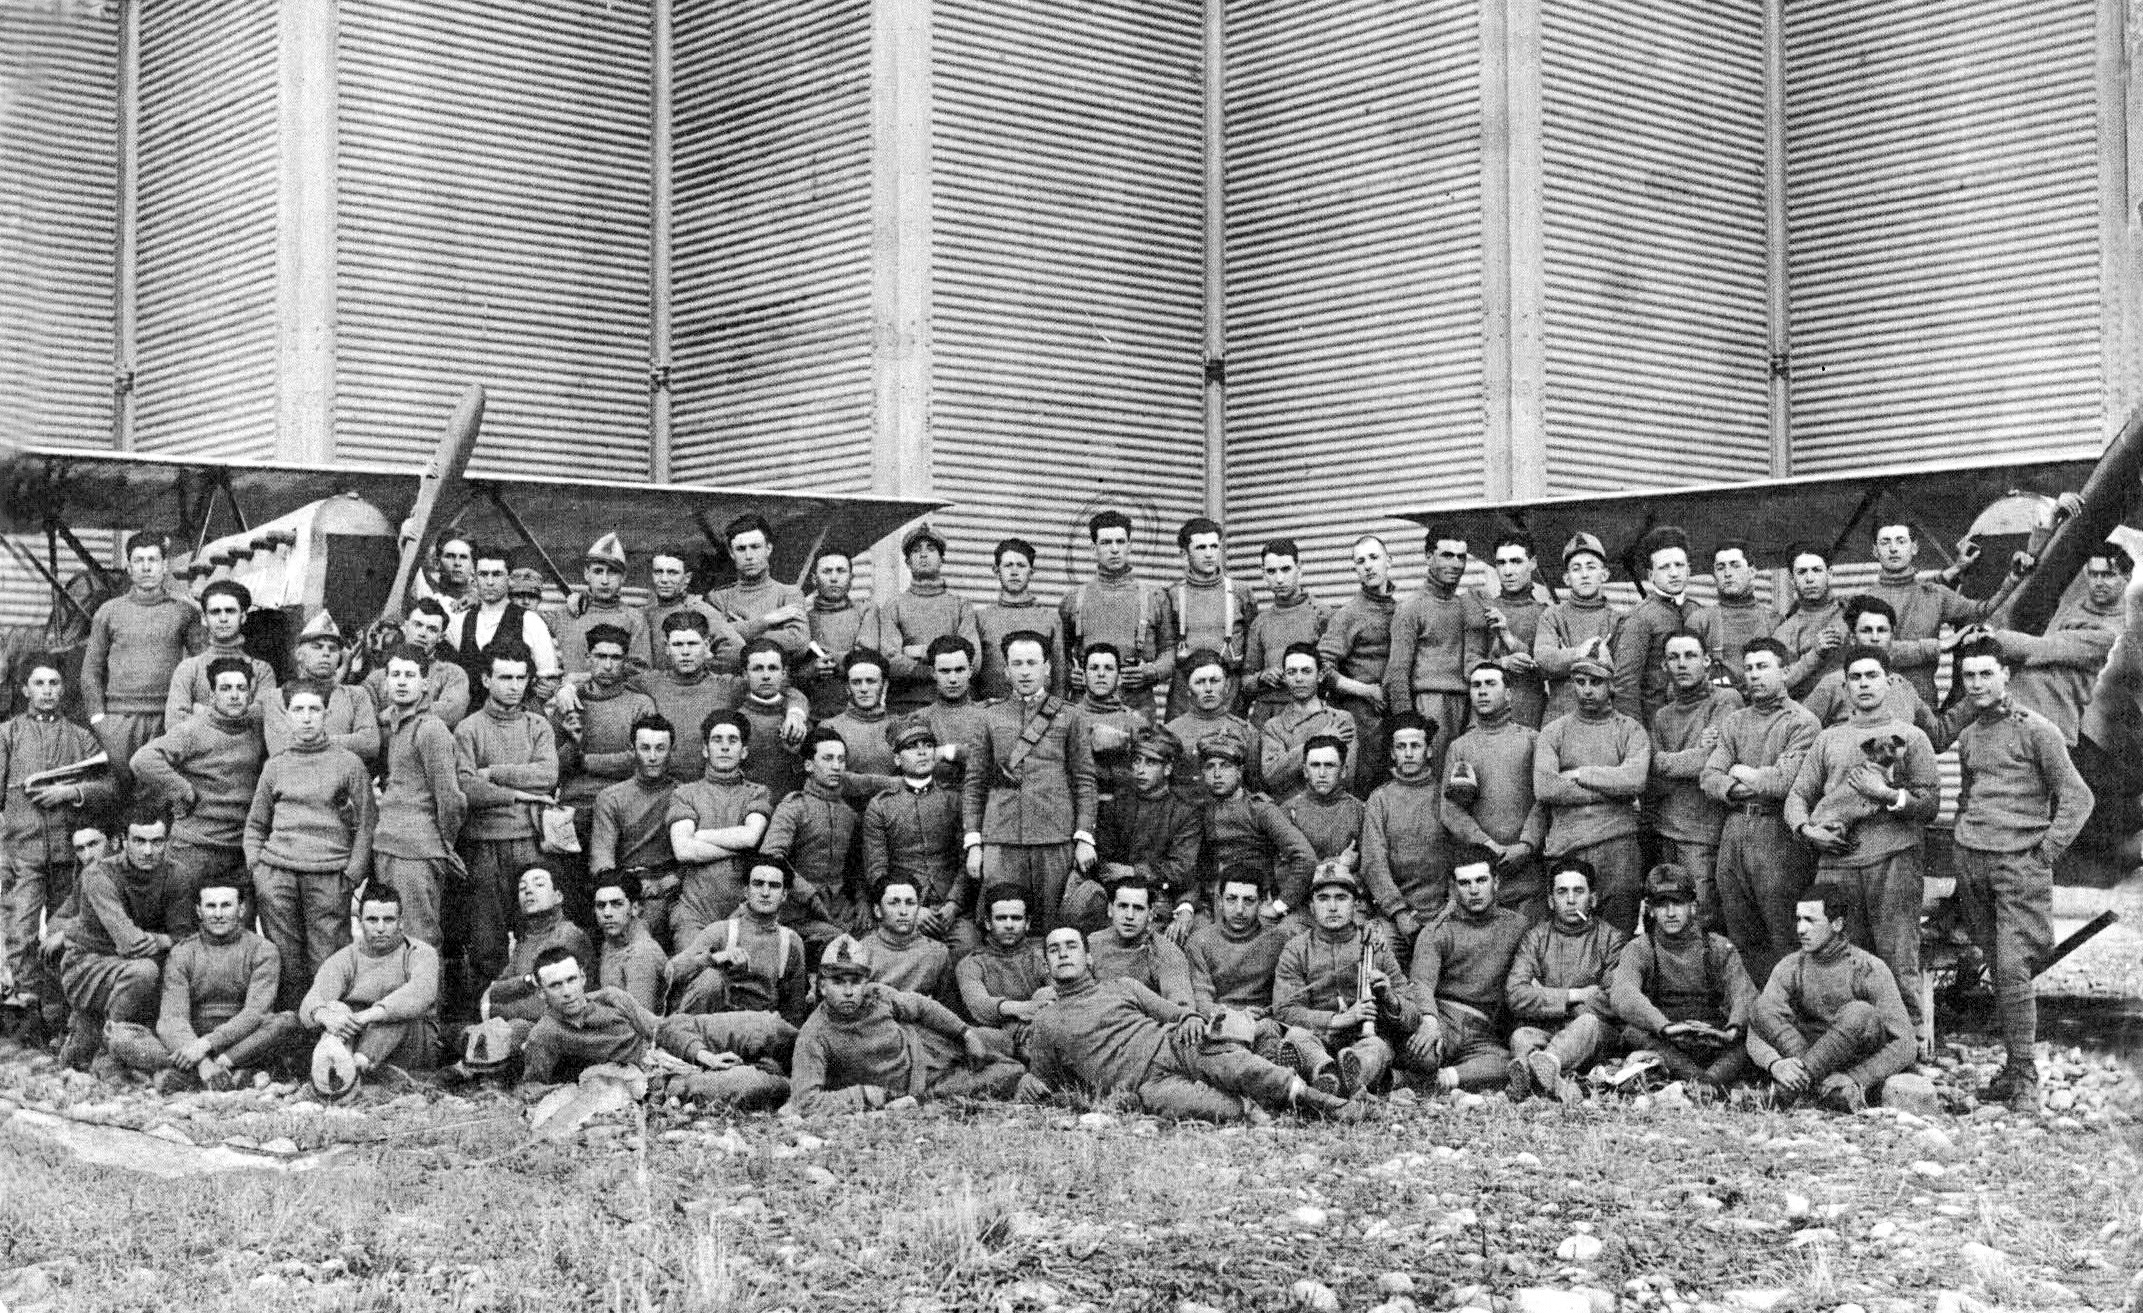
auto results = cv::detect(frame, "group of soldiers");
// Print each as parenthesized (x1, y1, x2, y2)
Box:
(0, 504, 2121, 1119)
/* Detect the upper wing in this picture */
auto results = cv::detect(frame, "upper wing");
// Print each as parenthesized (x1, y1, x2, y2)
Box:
(0, 444, 419, 537)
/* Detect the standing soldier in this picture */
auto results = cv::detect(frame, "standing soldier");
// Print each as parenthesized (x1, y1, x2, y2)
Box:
(552, 624, 656, 931)
(446, 544, 563, 705)
(1060, 509, 1175, 721)
(82, 531, 203, 783)
(1533, 533, 1623, 724)
(373, 644, 468, 949)
(130, 657, 265, 936)
(735, 639, 810, 802)
(871, 524, 981, 715)
(1358, 713, 1452, 948)
(1533, 657, 1651, 934)
(1163, 649, 1258, 794)
(709, 513, 811, 658)
(974, 538, 1063, 701)
(264, 612, 380, 765)
(1797, 597, 1950, 746)
(1977, 543, 2131, 746)
(1441, 661, 1546, 920)
(450, 643, 559, 1016)
(361, 599, 471, 728)
(1948, 636, 2093, 1111)
(1773, 544, 1848, 700)
(1241, 539, 1330, 729)
(1709, 540, 1780, 686)
(961, 631, 1098, 929)
(164, 580, 275, 729)
(425, 533, 479, 613)
(1483, 533, 1549, 727)
(1649, 631, 1742, 928)
(798, 549, 876, 716)
(1860, 520, 2017, 706)
(1167, 517, 1258, 719)
(1318, 534, 1400, 791)
(919, 636, 992, 787)
(1612, 526, 1721, 724)
(1385, 524, 1489, 771)
(555, 533, 653, 675)
(1260, 642, 1357, 797)
(822, 649, 898, 779)
(645, 547, 743, 675)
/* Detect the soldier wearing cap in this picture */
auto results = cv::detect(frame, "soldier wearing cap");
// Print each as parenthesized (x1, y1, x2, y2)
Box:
(1441, 661, 1546, 920)
(1533, 650, 1650, 934)
(1022, 925, 1364, 1122)
(869, 524, 981, 716)
(555, 532, 655, 676)
(1407, 860, 1529, 1093)
(164, 579, 276, 730)
(861, 716, 973, 954)
(1193, 732, 1318, 925)
(1273, 864, 1427, 1097)
(1505, 858, 1627, 1104)
(1610, 863, 1757, 1092)
(1068, 726, 1204, 939)
(264, 611, 380, 764)
(447, 543, 564, 705)
(1163, 647, 1260, 795)
(1532, 532, 1623, 725)
(785, 933, 1024, 1114)
(961, 630, 1098, 928)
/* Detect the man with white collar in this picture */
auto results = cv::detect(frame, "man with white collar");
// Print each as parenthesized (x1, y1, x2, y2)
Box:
(446, 543, 563, 705)
(861, 716, 975, 961)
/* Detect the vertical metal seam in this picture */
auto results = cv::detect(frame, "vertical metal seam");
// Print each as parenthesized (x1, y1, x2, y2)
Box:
(1766, 0, 1791, 475)
(869, 0, 935, 591)
(1204, 0, 1226, 523)
(1479, 0, 1513, 502)
(115, 0, 140, 451)
(650, 0, 673, 482)
(1506, 0, 1546, 499)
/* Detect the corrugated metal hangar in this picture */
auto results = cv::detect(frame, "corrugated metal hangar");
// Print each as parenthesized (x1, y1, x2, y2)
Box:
(1, 0, 2136, 603)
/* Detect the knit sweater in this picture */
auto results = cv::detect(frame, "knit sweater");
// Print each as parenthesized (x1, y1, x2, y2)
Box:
(667, 770, 775, 888)
(1318, 586, 1397, 689)
(156, 928, 282, 1054)
(1441, 711, 1546, 853)
(374, 706, 465, 861)
(1713, 597, 1782, 684)
(1506, 917, 1627, 1023)
(872, 582, 982, 708)
(1773, 597, 1847, 697)
(131, 712, 265, 849)
(646, 596, 745, 674)
(1534, 707, 1650, 854)
(1799, 669, 1947, 748)
(1649, 686, 1743, 843)
(63, 857, 170, 958)
(482, 907, 595, 1020)
(1087, 929, 1194, 1005)
(1487, 592, 1548, 722)
(1409, 902, 1530, 1017)
(82, 590, 202, 717)
(668, 910, 809, 1025)
(1700, 695, 1820, 807)
(1859, 571, 1998, 704)
(1360, 771, 1450, 919)
(555, 597, 654, 675)
(556, 679, 657, 808)
(0, 711, 114, 855)
(1259, 698, 1357, 796)
(629, 668, 749, 783)
(1993, 599, 2124, 744)
(1060, 569, 1174, 694)
(1385, 584, 1490, 707)
(164, 642, 276, 728)
(1746, 935, 1916, 1087)
(363, 659, 471, 729)
(1533, 597, 1622, 723)
(1185, 920, 1290, 1013)
(1281, 788, 1364, 865)
(1610, 925, 1755, 1033)
(787, 985, 973, 1113)
(1200, 789, 1318, 909)
(738, 694, 805, 801)
(1171, 573, 1258, 672)
(301, 936, 440, 1026)
(1096, 786, 1205, 908)
(920, 695, 993, 785)
(955, 937, 1050, 1024)
(1611, 594, 1721, 722)
(1953, 700, 2092, 857)
(1243, 592, 1331, 714)
(799, 596, 876, 716)
(974, 592, 1065, 701)
(1783, 716, 1939, 867)
(590, 775, 676, 874)
(1026, 974, 1185, 1096)
(1274, 922, 1422, 1038)
(264, 683, 381, 765)
(710, 578, 810, 656)
(243, 738, 375, 879)
(766, 777, 868, 896)
(865, 927, 952, 998)
(453, 703, 559, 842)
(523, 987, 659, 1083)
(1164, 709, 1259, 793)
(599, 920, 668, 1013)
(824, 706, 898, 778)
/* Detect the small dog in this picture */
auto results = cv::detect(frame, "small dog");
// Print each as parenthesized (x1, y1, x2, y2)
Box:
(1806, 732, 1910, 836)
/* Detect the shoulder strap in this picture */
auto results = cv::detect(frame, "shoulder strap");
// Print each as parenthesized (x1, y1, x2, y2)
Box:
(725, 917, 738, 955)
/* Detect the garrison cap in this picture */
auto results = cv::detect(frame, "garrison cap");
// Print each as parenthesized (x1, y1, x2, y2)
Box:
(310, 1034, 358, 1101)
(901, 523, 949, 558)
(1195, 733, 1245, 764)
(1645, 864, 1699, 903)
(585, 532, 627, 569)
(1562, 532, 1608, 565)
(1567, 637, 1613, 680)
(885, 714, 936, 751)
(1309, 862, 1359, 896)
(296, 610, 346, 646)
(820, 933, 873, 976)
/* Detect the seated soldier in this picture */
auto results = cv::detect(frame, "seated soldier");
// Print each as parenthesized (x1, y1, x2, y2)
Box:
(1184, 872, 1294, 1060)
(591, 713, 682, 947)
(521, 945, 660, 1086)
(783, 934, 1026, 1115)
(1610, 864, 1757, 1093)
(106, 873, 301, 1091)
(1063, 726, 1204, 938)
(1273, 866, 1427, 1097)
(1085, 874, 1195, 1005)
(474, 867, 596, 1052)
(859, 718, 976, 958)
(1023, 927, 1363, 1123)
(1746, 890, 1917, 1111)
(954, 884, 1054, 1052)
(58, 802, 179, 1072)
(665, 857, 810, 1027)
(1408, 861, 1530, 1093)
(299, 881, 442, 1098)
(862, 876, 955, 1000)
(22, 821, 112, 1042)
(1505, 858, 1628, 1104)
(593, 872, 666, 1014)
(1195, 736, 1318, 926)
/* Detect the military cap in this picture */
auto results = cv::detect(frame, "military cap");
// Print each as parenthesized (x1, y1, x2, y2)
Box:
(1645, 864, 1698, 904)
(885, 714, 936, 751)
(901, 523, 948, 558)
(1195, 734, 1246, 764)
(585, 531, 627, 569)
(296, 609, 346, 646)
(1562, 532, 1608, 565)
(819, 933, 873, 977)
(1309, 862, 1359, 896)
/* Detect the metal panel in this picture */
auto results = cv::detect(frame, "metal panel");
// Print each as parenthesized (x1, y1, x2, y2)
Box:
(669, 0, 876, 492)
(1223, 0, 1486, 601)
(338, 0, 652, 477)
(133, 0, 278, 460)
(1539, 0, 1772, 493)
(1785, 0, 2104, 471)
(929, 0, 1208, 599)
(0, 2, 116, 455)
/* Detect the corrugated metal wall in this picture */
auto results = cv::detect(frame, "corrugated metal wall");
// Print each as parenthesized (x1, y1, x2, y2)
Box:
(1540, 0, 1772, 492)
(0, 1, 116, 454)
(337, 0, 653, 476)
(670, 0, 876, 493)
(1785, 0, 2104, 472)
(931, 0, 1209, 601)
(133, 0, 278, 459)
(1223, 0, 1486, 602)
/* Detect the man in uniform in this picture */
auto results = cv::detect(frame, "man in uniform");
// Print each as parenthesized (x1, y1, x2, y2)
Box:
(1070, 726, 1203, 938)
(58, 803, 179, 1071)
(1385, 524, 1489, 771)
(1774, 545, 1848, 700)
(1194, 736, 1318, 925)
(450, 642, 559, 1015)
(1359, 712, 1451, 948)
(1086, 875, 1194, 1004)
(373, 643, 467, 949)
(1273, 866, 1426, 1096)
(163, 580, 275, 728)
(861, 719, 975, 961)
(975, 537, 1063, 702)
(1260, 642, 1357, 797)
(785, 934, 1024, 1114)
(764, 724, 876, 943)
(1649, 631, 1742, 928)
(82, 531, 203, 784)
(554, 533, 653, 674)
(1612, 526, 1721, 724)
(469, 867, 594, 1060)
(1185, 872, 1294, 1047)
(961, 631, 1097, 929)
(1441, 661, 1546, 920)
(1949, 636, 2094, 1110)
(1407, 860, 1529, 1093)
(1746, 891, 1917, 1111)
(1505, 860, 1626, 1104)
(1533, 532, 1623, 725)
(871, 524, 981, 715)
(1697, 638, 1821, 994)
(709, 513, 810, 658)
(426, 533, 479, 613)
(552, 624, 657, 930)
(1534, 657, 1651, 934)
(518, 944, 659, 1085)
(1319, 534, 1400, 790)
(664, 855, 810, 1027)
(299, 882, 442, 1094)
(736, 638, 809, 801)
(665, 710, 775, 945)
(1610, 863, 1757, 1093)
(1242, 538, 1329, 729)
(1167, 517, 1259, 719)
(635, 611, 806, 786)
(918, 637, 991, 787)
(1059, 509, 1173, 720)
(798, 549, 875, 717)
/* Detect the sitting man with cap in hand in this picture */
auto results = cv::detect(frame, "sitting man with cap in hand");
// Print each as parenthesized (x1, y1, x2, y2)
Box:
(1504, 857, 1627, 1104)
(300, 880, 440, 1099)
(784, 934, 1026, 1115)
(1610, 862, 1758, 1094)
(1023, 926, 1367, 1123)
(1273, 863, 1427, 1097)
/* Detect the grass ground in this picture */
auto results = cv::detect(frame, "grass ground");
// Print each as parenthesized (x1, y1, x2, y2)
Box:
(2, 1039, 2139, 1313)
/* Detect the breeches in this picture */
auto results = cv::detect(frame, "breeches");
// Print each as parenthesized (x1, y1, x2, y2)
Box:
(1953, 844, 2053, 1059)
(1816, 849, 1922, 1026)
(253, 863, 353, 1014)
(1715, 811, 1812, 990)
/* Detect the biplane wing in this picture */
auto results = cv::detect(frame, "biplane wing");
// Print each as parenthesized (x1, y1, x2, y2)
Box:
(1396, 454, 2108, 575)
